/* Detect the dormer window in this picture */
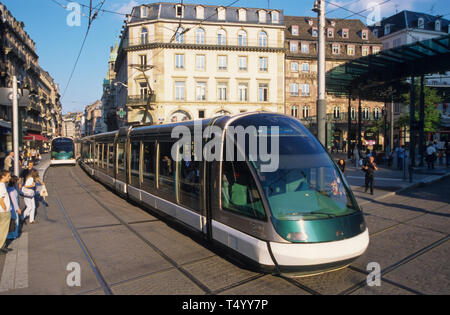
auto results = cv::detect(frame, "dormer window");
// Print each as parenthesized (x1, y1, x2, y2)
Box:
(374, 29, 379, 37)
(218, 7, 226, 20)
(342, 28, 349, 38)
(272, 11, 279, 23)
(418, 18, 424, 29)
(362, 30, 369, 40)
(196, 6, 204, 20)
(331, 21, 336, 27)
(308, 19, 314, 26)
(258, 10, 267, 23)
(312, 27, 318, 37)
(327, 28, 334, 38)
(292, 25, 299, 35)
(238, 8, 246, 22)
(436, 20, 441, 31)
(385, 24, 391, 35)
(175, 4, 184, 18)
(141, 6, 148, 18)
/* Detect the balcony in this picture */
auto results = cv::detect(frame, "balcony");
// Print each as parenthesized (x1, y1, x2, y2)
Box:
(127, 94, 155, 107)
(23, 121, 42, 132)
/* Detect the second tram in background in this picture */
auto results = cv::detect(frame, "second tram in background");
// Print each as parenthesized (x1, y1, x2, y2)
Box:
(79, 113, 369, 276)
(50, 137, 76, 165)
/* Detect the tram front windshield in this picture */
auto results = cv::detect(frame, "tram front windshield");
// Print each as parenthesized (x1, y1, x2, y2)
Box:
(233, 115, 359, 221)
(52, 139, 74, 153)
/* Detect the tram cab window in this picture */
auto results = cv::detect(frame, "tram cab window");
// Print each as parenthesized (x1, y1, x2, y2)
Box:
(107, 144, 114, 175)
(142, 141, 156, 193)
(158, 142, 176, 203)
(221, 161, 266, 221)
(178, 143, 202, 212)
(130, 141, 140, 188)
(117, 141, 126, 182)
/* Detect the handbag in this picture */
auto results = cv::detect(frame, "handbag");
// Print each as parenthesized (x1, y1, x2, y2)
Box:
(8, 218, 16, 233)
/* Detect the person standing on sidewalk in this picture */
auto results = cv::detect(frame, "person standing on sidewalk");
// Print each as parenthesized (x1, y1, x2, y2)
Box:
(7, 175, 21, 240)
(21, 170, 37, 224)
(362, 156, 378, 195)
(0, 170, 12, 254)
(426, 142, 437, 170)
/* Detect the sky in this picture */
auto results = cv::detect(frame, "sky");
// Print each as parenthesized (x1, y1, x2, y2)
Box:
(2, 0, 450, 114)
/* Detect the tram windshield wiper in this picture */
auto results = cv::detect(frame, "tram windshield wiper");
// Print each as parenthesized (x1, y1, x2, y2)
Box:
(303, 211, 337, 218)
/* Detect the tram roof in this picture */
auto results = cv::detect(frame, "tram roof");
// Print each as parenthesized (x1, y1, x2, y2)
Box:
(326, 34, 450, 100)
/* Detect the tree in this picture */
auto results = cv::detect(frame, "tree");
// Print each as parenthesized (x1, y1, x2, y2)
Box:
(401, 85, 442, 133)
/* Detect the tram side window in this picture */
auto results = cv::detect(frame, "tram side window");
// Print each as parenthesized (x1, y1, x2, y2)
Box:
(178, 143, 202, 212)
(221, 161, 266, 221)
(130, 141, 140, 188)
(158, 142, 176, 203)
(107, 144, 114, 175)
(142, 141, 156, 193)
(117, 142, 126, 182)
(102, 144, 108, 170)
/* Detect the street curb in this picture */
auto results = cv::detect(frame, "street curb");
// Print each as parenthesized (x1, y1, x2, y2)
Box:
(359, 171, 450, 207)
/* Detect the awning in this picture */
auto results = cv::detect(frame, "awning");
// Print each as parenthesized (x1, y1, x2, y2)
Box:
(23, 133, 49, 142)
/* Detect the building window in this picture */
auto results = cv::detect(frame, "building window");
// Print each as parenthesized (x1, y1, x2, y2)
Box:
(218, 7, 226, 20)
(332, 44, 340, 55)
(291, 62, 299, 72)
(259, 57, 268, 72)
(141, 6, 148, 17)
(196, 6, 204, 19)
(374, 29, 379, 38)
(140, 82, 148, 98)
(363, 107, 370, 120)
(290, 41, 298, 52)
(351, 108, 356, 120)
(258, 10, 267, 23)
(291, 105, 299, 118)
(302, 63, 310, 73)
(176, 5, 184, 18)
(362, 46, 369, 56)
(196, 28, 205, 44)
(301, 84, 310, 96)
(175, 81, 185, 100)
(140, 54, 147, 66)
(333, 106, 341, 119)
(239, 56, 248, 71)
(218, 29, 226, 45)
(175, 54, 184, 69)
(290, 83, 299, 96)
(342, 29, 349, 38)
(362, 30, 369, 40)
(259, 31, 268, 47)
(418, 18, 424, 29)
(196, 82, 206, 101)
(373, 46, 381, 54)
(140, 28, 148, 44)
(238, 30, 247, 46)
(218, 56, 227, 70)
(238, 83, 248, 101)
(272, 11, 279, 23)
(259, 83, 269, 102)
(436, 20, 441, 32)
(292, 25, 299, 35)
(175, 27, 185, 44)
(302, 106, 310, 118)
(373, 108, 381, 120)
(218, 83, 227, 101)
(312, 27, 318, 37)
(199, 110, 205, 119)
(328, 28, 334, 38)
(348, 45, 355, 56)
(238, 9, 246, 22)
(385, 25, 390, 35)
(196, 55, 205, 71)
(301, 43, 310, 54)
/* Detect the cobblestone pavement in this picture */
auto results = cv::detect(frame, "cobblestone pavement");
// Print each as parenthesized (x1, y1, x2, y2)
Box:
(0, 165, 448, 295)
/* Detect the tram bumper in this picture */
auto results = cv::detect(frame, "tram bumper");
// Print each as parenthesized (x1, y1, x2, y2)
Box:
(269, 228, 369, 273)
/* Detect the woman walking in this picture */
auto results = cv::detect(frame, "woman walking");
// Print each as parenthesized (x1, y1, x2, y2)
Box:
(7, 176, 21, 239)
(21, 170, 38, 224)
(337, 159, 346, 174)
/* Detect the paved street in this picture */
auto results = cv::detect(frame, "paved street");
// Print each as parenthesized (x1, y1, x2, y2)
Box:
(0, 164, 448, 295)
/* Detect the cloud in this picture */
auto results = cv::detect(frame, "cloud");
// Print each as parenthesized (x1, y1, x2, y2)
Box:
(112, 0, 141, 16)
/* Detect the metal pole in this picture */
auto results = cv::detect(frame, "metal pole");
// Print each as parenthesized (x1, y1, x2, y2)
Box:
(316, 0, 326, 146)
(358, 95, 362, 148)
(409, 76, 416, 182)
(390, 95, 394, 156)
(419, 75, 425, 167)
(12, 76, 19, 177)
(347, 94, 352, 159)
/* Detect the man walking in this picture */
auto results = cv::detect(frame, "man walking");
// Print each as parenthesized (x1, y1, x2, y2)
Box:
(363, 156, 378, 195)
(0, 170, 12, 254)
(3, 152, 14, 172)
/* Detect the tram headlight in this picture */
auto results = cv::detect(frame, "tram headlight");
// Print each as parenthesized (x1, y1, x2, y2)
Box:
(286, 232, 308, 242)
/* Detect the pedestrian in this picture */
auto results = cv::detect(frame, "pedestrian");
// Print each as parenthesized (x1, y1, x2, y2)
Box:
(21, 169, 38, 224)
(7, 176, 21, 240)
(19, 161, 35, 189)
(426, 142, 437, 170)
(337, 159, 346, 174)
(362, 156, 378, 195)
(0, 170, 13, 254)
(3, 151, 14, 172)
(353, 145, 360, 169)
